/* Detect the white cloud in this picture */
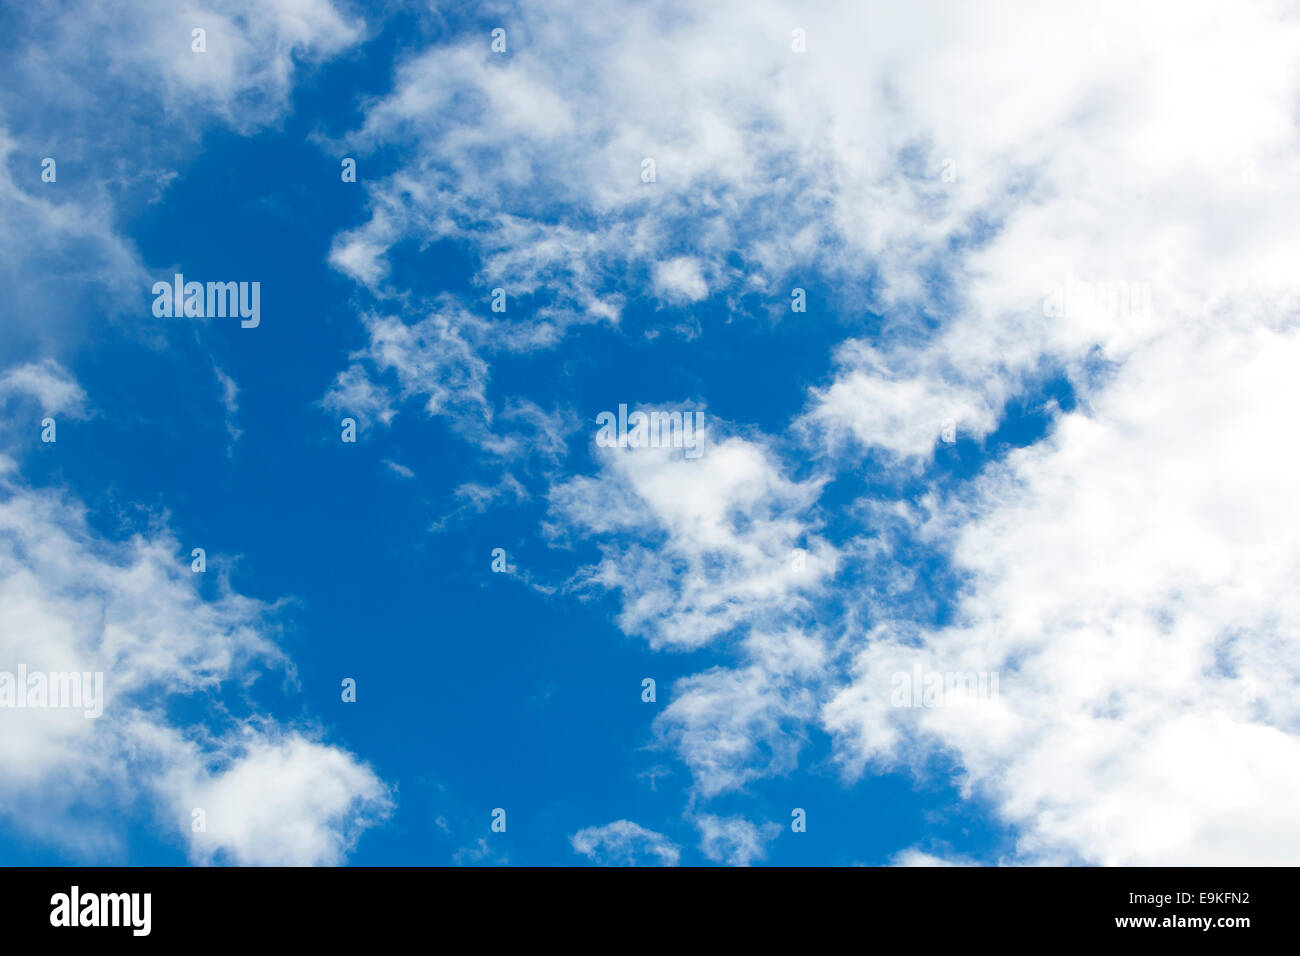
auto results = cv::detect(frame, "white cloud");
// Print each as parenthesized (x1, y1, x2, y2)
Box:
(162, 732, 393, 867)
(654, 257, 708, 303)
(891, 848, 975, 867)
(570, 820, 681, 866)
(321, 301, 583, 469)
(382, 459, 415, 479)
(335, 306, 491, 420)
(0, 359, 88, 416)
(463, 0, 1300, 865)
(0, 128, 151, 354)
(0, 452, 392, 862)
(292, 0, 1300, 864)
(453, 837, 508, 866)
(655, 630, 827, 798)
(326, 0, 1300, 462)
(212, 363, 243, 451)
(321, 362, 398, 430)
(826, 325, 1300, 865)
(547, 429, 842, 799)
(550, 433, 836, 649)
(801, 341, 998, 462)
(694, 813, 780, 867)
(12, 0, 363, 133)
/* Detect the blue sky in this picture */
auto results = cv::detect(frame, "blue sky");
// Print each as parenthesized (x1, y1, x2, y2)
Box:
(3, 1, 1300, 867)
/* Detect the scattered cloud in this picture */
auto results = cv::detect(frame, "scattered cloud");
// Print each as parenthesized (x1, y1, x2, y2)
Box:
(571, 820, 681, 866)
